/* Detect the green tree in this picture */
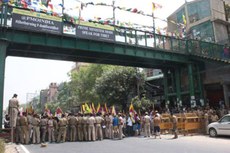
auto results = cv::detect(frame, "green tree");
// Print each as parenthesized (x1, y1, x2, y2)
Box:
(95, 66, 145, 111)
(131, 95, 153, 113)
(69, 64, 105, 104)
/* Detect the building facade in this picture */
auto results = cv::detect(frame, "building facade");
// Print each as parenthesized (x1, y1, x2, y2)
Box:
(167, 0, 230, 44)
(167, 0, 230, 107)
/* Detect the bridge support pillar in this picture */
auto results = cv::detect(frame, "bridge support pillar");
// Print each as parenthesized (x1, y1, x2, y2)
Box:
(188, 63, 195, 107)
(163, 69, 169, 105)
(0, 40, 8, 127)
(196, 65, 204, 106)
(175, 67, 181, 105)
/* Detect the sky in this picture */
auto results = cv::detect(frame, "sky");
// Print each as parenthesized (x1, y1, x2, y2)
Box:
(3, 0, 192, 110)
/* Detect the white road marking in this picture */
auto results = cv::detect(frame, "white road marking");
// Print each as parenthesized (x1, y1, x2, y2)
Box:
(20, 144, 30, 153)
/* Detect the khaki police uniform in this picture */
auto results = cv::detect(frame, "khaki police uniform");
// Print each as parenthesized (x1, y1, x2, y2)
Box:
(31, 116, 40, 144)
(68, 116, 77, 142)
(19, 115, 29, 144)
(40, 118, 48, 142)
(95, 116, 104, 140)
(57, 117, 68, 143)
(47, 118, 55, 142)
(82, 116, 88, 141)
(76, 116, 83, 141)
(9, 97, 19, 128)
(27, 114, 33, 142)
(15, 116, 21, 143)
(118, 116, 123, 139)
(105, 115, 113, 139)
(87, 116, 96, 141)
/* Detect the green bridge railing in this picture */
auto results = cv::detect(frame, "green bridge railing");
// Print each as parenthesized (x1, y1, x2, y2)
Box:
(0, 3, 229, 62)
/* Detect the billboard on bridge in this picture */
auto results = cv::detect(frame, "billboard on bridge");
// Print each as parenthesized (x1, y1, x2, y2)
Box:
(63, 0, 115, 42)
(12, 8, 62, 34)
(4, 1, 115, 41)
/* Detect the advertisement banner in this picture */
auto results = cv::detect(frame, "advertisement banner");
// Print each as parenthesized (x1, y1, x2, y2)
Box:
(12, 8, 62, 34)
(76, 22, 115, 42)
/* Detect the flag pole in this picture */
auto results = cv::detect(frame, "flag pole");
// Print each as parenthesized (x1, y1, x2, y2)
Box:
(152, 3, 156, 47)
(112, 0, 116, 26)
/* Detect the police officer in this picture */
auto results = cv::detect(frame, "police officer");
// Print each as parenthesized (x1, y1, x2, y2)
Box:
(32, 114, 40, 144)
(19, 112, 29, 144)
(88, 113, 96, 141)
(68, 113, 77, 142)
(27, 112, 33, 143)
(95, 113, 104, 140)
(105, 113, 113, 139)
(8, 94, 19, 128)
(57, 114, 68, 143)
(76, 113, 83, 141)
(15, 112, 21, 144)
(82, 114, 89, 141)
(47, 116, 55, 143)
(40, 115, 48, 143)
(171, 112, 178, 139)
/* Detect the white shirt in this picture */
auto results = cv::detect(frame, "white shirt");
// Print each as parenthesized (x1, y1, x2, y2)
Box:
(127, 117, 133, 126)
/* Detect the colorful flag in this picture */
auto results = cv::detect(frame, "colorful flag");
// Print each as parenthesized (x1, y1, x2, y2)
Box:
(96, 103, 101, 113)
(129, 103, 135, 113)
(111, 105, 116, 115)
(85, 103, 92, 113)
(152, 2, 162, 12)
(104, 103, 108, 113)
(182, 15, 187, 25)
(152, 2, 156, 11)
(56, 106, 63, 114)
(90, 103, 96, 114)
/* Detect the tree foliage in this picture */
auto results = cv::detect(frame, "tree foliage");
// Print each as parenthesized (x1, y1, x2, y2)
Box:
(95, 66, 145, 110)
(69, 64, 105, 104)
(131, 95, 153, 113)
(56, 64, 145, 112)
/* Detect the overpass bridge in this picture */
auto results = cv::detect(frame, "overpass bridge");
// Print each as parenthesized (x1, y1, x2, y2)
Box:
(1, 3, 229, 124)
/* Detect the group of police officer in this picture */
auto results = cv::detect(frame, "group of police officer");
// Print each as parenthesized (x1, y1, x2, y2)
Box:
(14, 111, 127, 144)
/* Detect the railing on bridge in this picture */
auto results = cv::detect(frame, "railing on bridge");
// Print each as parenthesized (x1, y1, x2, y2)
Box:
(0, 3, 229, 62)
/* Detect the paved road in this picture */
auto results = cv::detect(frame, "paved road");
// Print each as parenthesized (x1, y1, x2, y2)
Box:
(21, 135, 229, 153)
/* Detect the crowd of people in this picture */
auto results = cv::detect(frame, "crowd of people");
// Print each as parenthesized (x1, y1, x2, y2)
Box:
(9, 110, 170, 144)
(6, 94, 230, 145)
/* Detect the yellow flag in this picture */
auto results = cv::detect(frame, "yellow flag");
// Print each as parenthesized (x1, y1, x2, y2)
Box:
(85, 103, 92, 113)
(152, 2, 156, 11)
(96, 103, 101, 113)
(182, 15, 187, 25)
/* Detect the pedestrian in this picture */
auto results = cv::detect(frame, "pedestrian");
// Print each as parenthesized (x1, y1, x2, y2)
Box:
(4, 114, 10, 128)
(126, 114, 134, 137)
(143, 112, 151, 137)
(8, 94, 19, 128)
(153, 114, 161, 139)
(113, 114, 119, 138)
(170, 112, 178, 139)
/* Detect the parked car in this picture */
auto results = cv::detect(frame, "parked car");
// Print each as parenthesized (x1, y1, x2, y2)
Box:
(207, 114, 230, 137)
